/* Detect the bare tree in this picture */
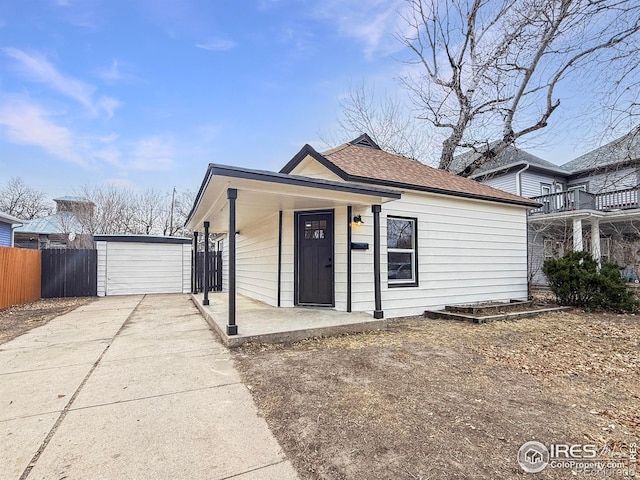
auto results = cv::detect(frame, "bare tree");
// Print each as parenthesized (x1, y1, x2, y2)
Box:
(329, 1, 640, 175)
(322, 83, 435, 163)
(71, 185, 194, 237)
(160, 189, 195, 237)
(399, 0, 640, 176)
(135, 189, 166, 235)
(74, 185, 138, 235)
(0, 177, 52, 219)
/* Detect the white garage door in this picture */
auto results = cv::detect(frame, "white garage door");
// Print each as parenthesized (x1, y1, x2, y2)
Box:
(96, 238, 191, 296)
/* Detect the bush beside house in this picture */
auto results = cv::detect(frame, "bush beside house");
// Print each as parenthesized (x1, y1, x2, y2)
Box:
(543, 251, 638, 312)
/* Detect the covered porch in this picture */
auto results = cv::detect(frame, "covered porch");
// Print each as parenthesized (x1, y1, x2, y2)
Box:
(192, 292, 390, 347)
(186, 163, 401, 338)
(529, 209, 640, 287)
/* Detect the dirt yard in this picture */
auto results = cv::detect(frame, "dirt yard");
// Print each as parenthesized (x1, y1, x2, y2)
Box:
(0, 297, 94, 344)
(233, 311, 640, 479)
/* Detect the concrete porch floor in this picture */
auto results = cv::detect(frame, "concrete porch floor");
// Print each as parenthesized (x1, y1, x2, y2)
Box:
(192, 292, 389, 347)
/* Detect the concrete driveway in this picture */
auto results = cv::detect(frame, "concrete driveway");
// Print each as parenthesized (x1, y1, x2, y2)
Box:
(0, 294, 298, 480)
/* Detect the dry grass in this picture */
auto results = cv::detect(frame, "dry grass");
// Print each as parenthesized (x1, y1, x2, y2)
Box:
(234, 310, 640, 479)
(0, 297, 94, 344)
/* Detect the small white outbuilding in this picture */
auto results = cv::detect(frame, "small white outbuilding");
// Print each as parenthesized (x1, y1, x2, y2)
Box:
(95, 235, 191, 296)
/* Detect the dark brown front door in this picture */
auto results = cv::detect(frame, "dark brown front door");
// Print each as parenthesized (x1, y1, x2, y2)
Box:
(296, 211, 334, 306)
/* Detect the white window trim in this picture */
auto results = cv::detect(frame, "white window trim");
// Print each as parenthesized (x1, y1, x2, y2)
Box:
(387, 216, 418, 286)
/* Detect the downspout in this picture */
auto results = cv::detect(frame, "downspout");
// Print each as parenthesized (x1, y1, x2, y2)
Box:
(10, 223, 23, 247)
(515, 163, 530, 197)
(516, 163, 530, 297)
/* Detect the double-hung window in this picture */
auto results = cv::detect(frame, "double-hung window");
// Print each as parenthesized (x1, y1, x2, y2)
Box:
(387, 216, 418, 287)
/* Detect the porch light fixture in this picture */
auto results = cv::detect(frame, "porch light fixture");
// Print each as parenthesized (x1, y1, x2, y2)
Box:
(352, 214, 364, 226)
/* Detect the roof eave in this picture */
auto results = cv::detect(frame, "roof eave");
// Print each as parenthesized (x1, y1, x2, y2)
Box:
(343, 174, 541, 208)
(184, 164, 215, 227)
(185, 163, 403, 229)
(0, 212, 26, 225)
(279, 144, 350, 179)
(209, 164, 401, 199)
(471, 161, 568, 180)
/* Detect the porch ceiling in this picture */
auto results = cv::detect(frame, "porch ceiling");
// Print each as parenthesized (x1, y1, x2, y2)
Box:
(187, 164, 401, 232)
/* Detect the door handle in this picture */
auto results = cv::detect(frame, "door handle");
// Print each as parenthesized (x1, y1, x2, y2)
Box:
(324, 257, 332, 268)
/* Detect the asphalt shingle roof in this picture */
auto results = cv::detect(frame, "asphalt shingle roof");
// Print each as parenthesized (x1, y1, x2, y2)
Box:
(319, 142, 539, 207)
(561, 128, 640, 173)
(451, 144, 568, 176)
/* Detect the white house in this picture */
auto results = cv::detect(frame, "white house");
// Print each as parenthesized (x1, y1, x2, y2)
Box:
(185, 135, 539, 334)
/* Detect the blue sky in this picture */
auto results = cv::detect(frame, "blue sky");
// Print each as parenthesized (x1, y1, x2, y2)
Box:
(0, 0, 602, 198)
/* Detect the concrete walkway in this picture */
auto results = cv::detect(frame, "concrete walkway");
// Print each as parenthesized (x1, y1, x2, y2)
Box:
(0, 294, 298, 480)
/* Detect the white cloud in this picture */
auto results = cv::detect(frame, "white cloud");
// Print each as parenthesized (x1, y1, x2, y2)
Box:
(312, 0, 406, 58)
(97, 96, 122, 119)
(106, 177, 137, 189)
(0, 98, 85, 165)
(95, 59, 139, 84)
(195, 38, 237, 51)
(130, 136, 175, 171)
(94, 145, 122, 167)
(3, 48, 119, 117)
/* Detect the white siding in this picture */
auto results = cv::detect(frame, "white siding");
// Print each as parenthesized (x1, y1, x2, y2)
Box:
(99, 241, 190, 296)
(350, 207, 375, 313)
(334, 207, 348, 311)
(289, 156, 343, 181)
(182, 244, 191, 292)
(383, 193, 528, 317)
(481, 173, 517, 195)
(280, 211, 294, 306)
(221, 236, 229, 293)
(97, 241, 107, 296)
(235, 213, 279, 306)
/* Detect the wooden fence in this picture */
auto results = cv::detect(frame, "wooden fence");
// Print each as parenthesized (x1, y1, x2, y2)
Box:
(0, 247, 41, 309)
(41, 249, 97, 298)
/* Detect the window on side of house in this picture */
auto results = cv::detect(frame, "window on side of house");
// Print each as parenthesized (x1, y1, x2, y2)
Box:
(540, 183, 552, 196)
(543, 238, 564, 259)
(387, 216, 418, 287)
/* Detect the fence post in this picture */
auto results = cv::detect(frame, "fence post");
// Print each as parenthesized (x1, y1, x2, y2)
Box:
(203, 222, 210, 306)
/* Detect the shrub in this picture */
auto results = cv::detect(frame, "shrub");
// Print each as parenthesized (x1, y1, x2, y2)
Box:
(542, 251, 638, 312)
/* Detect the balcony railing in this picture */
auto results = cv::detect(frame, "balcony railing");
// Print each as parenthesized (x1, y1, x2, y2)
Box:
(530, 187, 639, 215)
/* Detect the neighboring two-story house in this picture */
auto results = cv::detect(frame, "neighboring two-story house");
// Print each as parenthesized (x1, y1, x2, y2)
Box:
(453, 128, 640, 286)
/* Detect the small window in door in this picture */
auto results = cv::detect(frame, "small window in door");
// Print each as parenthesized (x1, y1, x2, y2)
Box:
(304, 220, 327, 240)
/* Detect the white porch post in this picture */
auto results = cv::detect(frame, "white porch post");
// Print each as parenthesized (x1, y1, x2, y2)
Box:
(590, 218, 601, 266)
(572, 218, 583, 251)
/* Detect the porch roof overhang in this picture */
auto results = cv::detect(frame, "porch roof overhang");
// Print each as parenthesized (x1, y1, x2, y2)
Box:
(529, 208, 640, 226)
(186, 164, 402, 232)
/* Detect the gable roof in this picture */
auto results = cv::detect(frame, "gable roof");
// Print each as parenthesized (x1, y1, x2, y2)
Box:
(451, 144, 568, 177)
(281, 140, 539, 208)
(561, 128, 640, 173)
